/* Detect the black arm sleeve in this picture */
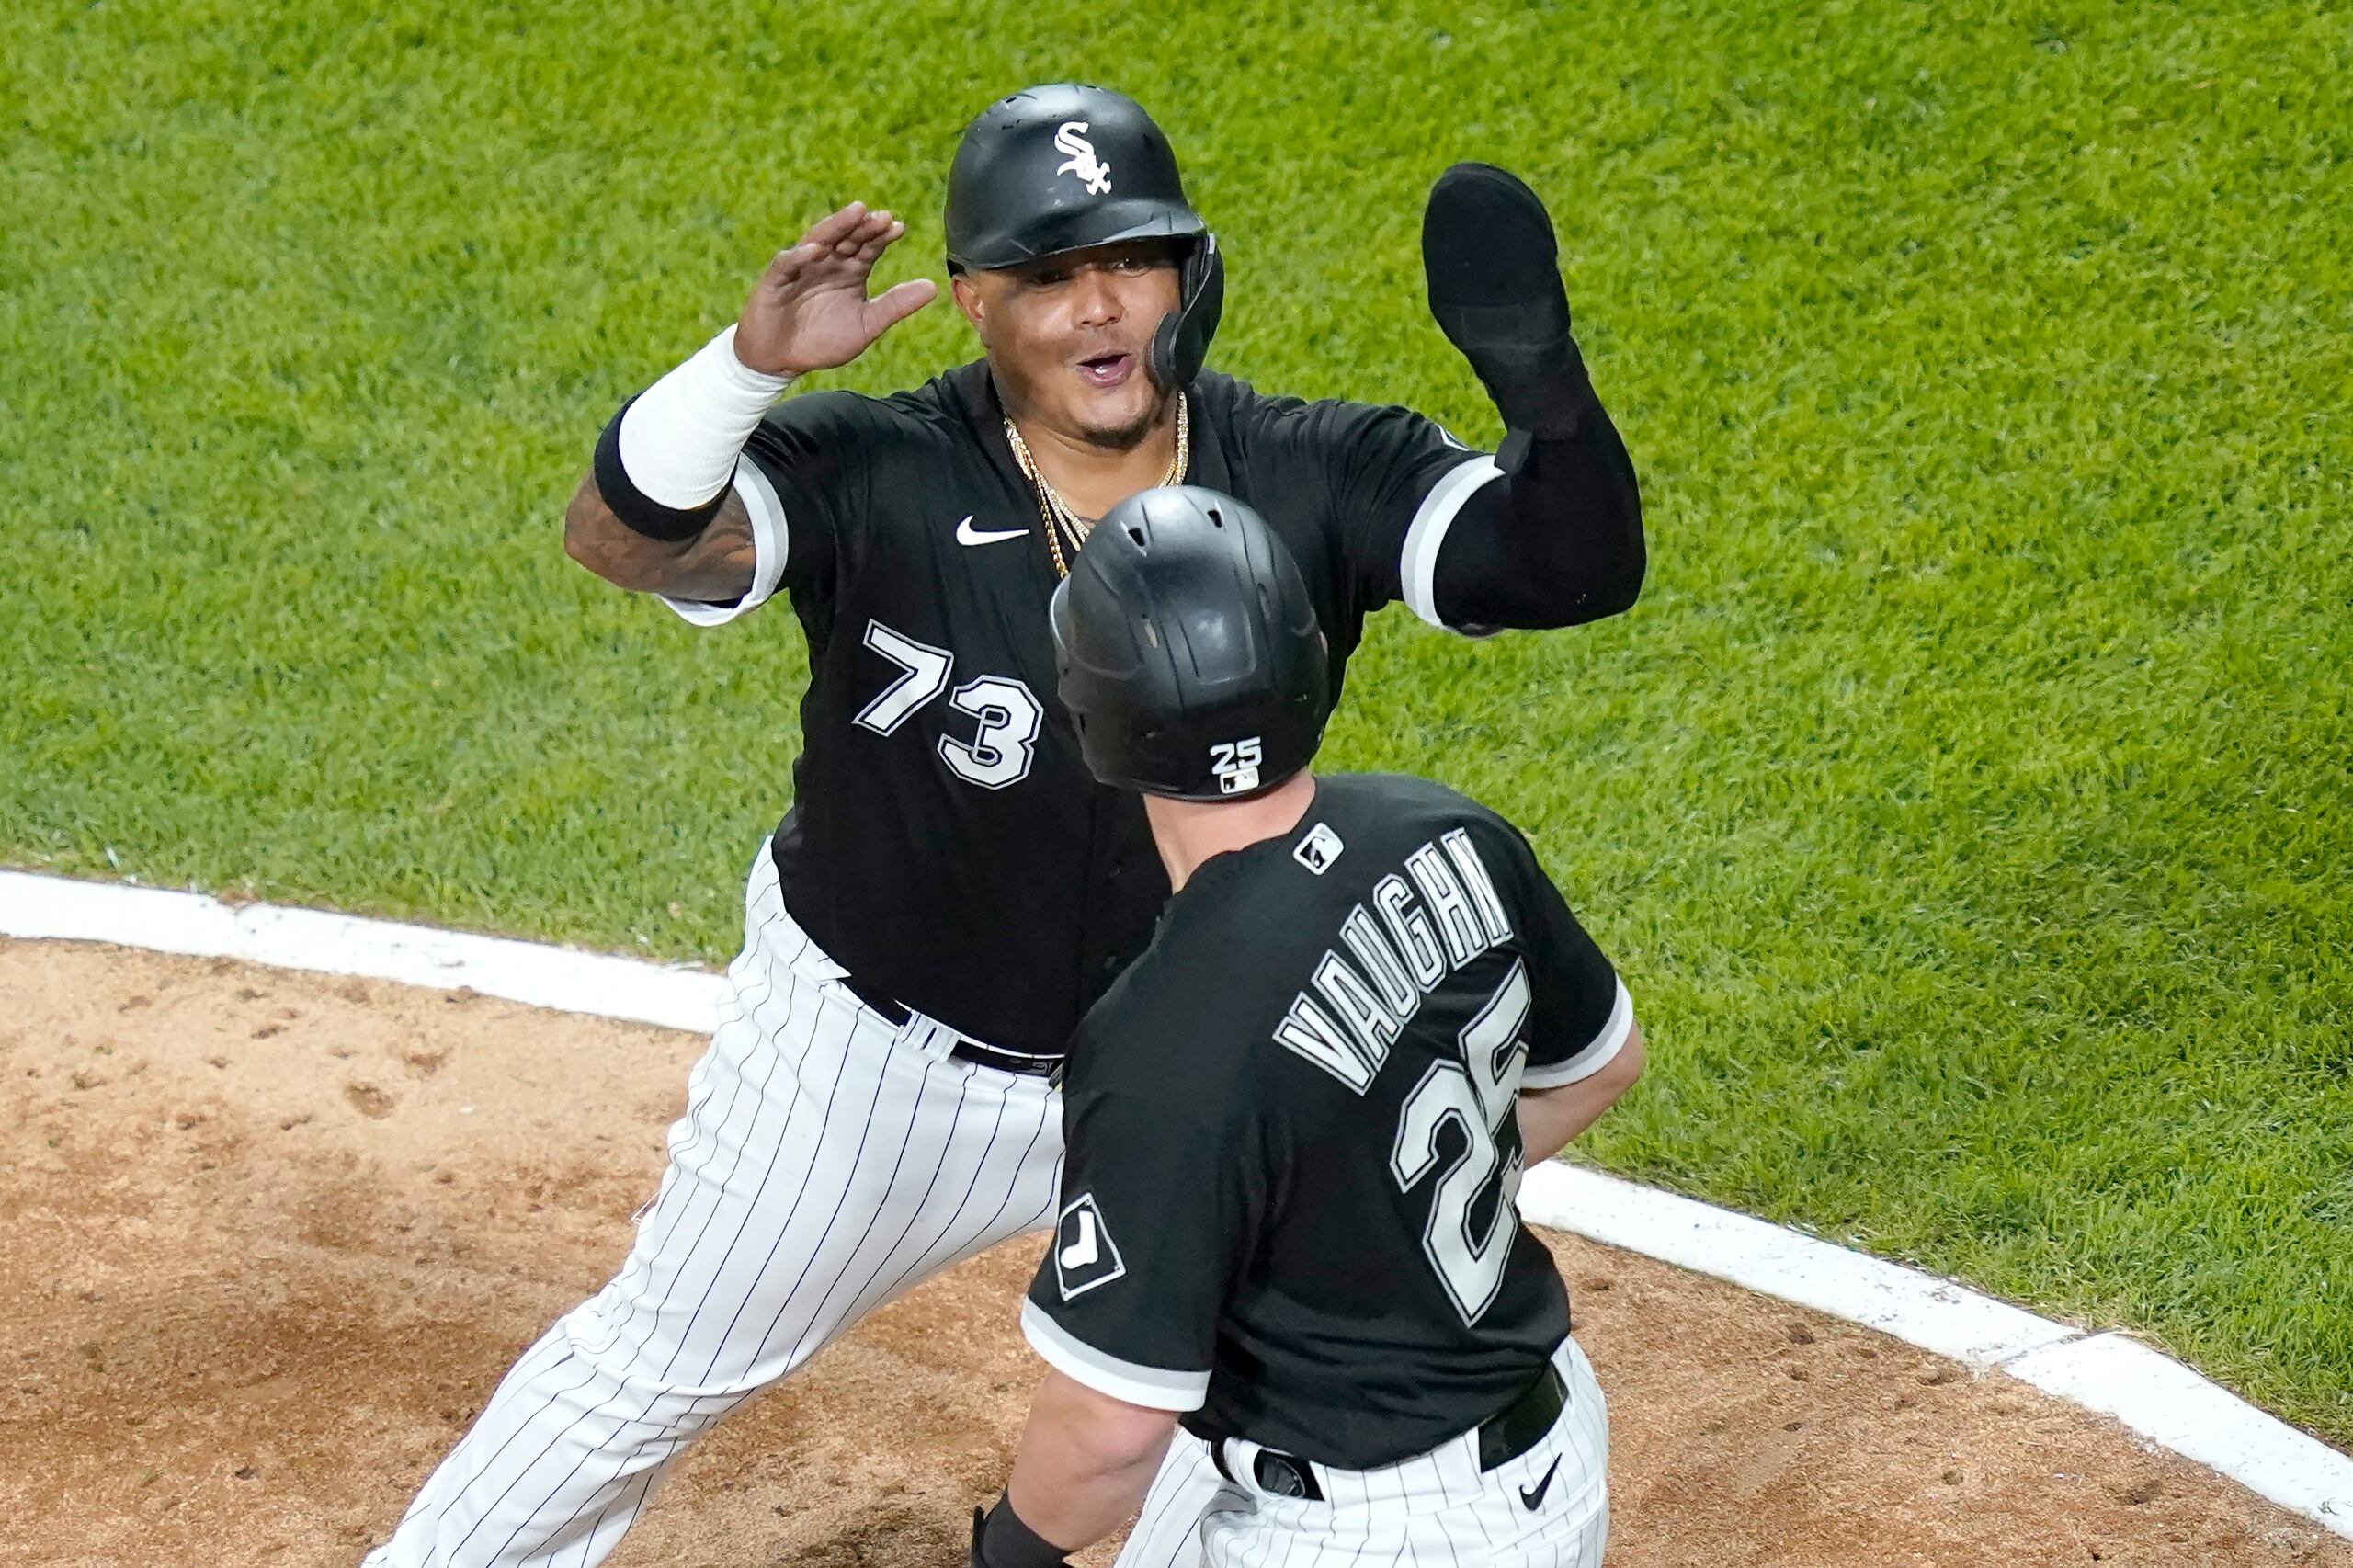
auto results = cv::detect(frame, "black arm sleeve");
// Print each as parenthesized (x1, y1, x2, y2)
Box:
(1428, 401, 1644, 631)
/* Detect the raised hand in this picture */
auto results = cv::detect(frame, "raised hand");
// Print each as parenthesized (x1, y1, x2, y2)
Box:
(1422, 164, 1590, 437)
(735, 202, 938, 377)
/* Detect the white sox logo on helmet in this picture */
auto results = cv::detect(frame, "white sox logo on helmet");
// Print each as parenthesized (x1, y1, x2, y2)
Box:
(1053, 121, 1111, 195)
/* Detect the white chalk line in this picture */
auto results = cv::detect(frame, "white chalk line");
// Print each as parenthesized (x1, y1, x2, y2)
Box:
(3, 868, 2346, 1540)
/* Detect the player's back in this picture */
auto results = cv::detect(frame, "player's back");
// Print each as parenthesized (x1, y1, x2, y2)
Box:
(1053, 772, 1631, 1471)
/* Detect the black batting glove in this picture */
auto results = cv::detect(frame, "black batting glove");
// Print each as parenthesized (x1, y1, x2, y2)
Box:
(1422, 162, 1596, 438)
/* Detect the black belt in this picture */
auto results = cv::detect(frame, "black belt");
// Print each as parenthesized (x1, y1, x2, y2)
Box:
(1475, 1357, 1571, 1471)
(837, 971, 1064, 1081)
(1209, 1358, 1569, 1504)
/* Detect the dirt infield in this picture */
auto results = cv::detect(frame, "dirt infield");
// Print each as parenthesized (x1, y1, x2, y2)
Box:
(1, 938, 2342, 1568)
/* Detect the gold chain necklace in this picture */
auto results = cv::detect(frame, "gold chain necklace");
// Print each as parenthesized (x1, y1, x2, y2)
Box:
(1003, 395, 1188, 579)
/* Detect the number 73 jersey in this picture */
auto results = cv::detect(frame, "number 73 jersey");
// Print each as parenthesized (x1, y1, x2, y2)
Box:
(671, 361, 1496, 1059)
(1019, 773, 1638, 1472)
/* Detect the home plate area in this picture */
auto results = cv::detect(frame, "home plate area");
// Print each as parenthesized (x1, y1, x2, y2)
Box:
(2, 939, 2342, 1567)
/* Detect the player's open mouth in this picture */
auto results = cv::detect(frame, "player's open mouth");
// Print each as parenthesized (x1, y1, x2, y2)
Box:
(1075, 351, 1134, 389)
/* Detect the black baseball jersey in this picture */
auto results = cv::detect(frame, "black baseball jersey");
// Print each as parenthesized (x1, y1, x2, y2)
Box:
(1017, 773, 1634, 1470)
(678, 361, 1495, 1056)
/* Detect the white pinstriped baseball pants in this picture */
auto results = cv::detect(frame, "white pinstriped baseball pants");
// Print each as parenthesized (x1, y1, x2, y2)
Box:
(363, 846, 1227, 1567)
(1119, 1337, 1609, 1568)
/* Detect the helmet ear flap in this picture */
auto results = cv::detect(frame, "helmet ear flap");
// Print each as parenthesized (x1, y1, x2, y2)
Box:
(1149, 234, 1225, 391)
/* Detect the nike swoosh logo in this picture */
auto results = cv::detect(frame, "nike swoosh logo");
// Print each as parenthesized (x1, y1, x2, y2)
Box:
(1519, 1455, 1562, 1511)
(956, 516, 1028, 546)
(1058, 1210, 1098, 1270)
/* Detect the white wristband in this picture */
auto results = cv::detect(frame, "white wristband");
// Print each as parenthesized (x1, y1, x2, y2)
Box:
(616, 325, 796, 509)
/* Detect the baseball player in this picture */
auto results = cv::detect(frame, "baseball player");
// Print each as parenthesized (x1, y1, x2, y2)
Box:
(367, 82, 1642, 1567)
(972, 486, 1643, 1568)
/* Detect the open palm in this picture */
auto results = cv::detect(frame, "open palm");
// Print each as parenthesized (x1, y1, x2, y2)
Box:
(735, 202, 938, 377)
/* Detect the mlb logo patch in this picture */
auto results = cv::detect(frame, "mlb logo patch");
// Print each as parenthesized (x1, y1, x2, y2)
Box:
(1053, 1192, 1127, 1301)
(1293, 822, 1345, 874)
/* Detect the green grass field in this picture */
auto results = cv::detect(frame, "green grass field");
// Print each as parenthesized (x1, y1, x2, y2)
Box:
(6, 0, 2347, 1443)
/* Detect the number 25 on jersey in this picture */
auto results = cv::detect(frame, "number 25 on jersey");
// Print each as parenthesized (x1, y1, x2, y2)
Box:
(853, 619, 1044, 790)
(1392, 960, 1533, 1325)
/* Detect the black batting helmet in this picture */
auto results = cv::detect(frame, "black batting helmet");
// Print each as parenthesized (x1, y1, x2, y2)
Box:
(1050, 486, 1329, 802)
(945, 84, 1225, 390)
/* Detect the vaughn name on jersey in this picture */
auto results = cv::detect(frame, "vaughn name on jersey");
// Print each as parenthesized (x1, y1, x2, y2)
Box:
(1267, 817, 1576, 1102)
(1021, 774, 1636, 1471)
